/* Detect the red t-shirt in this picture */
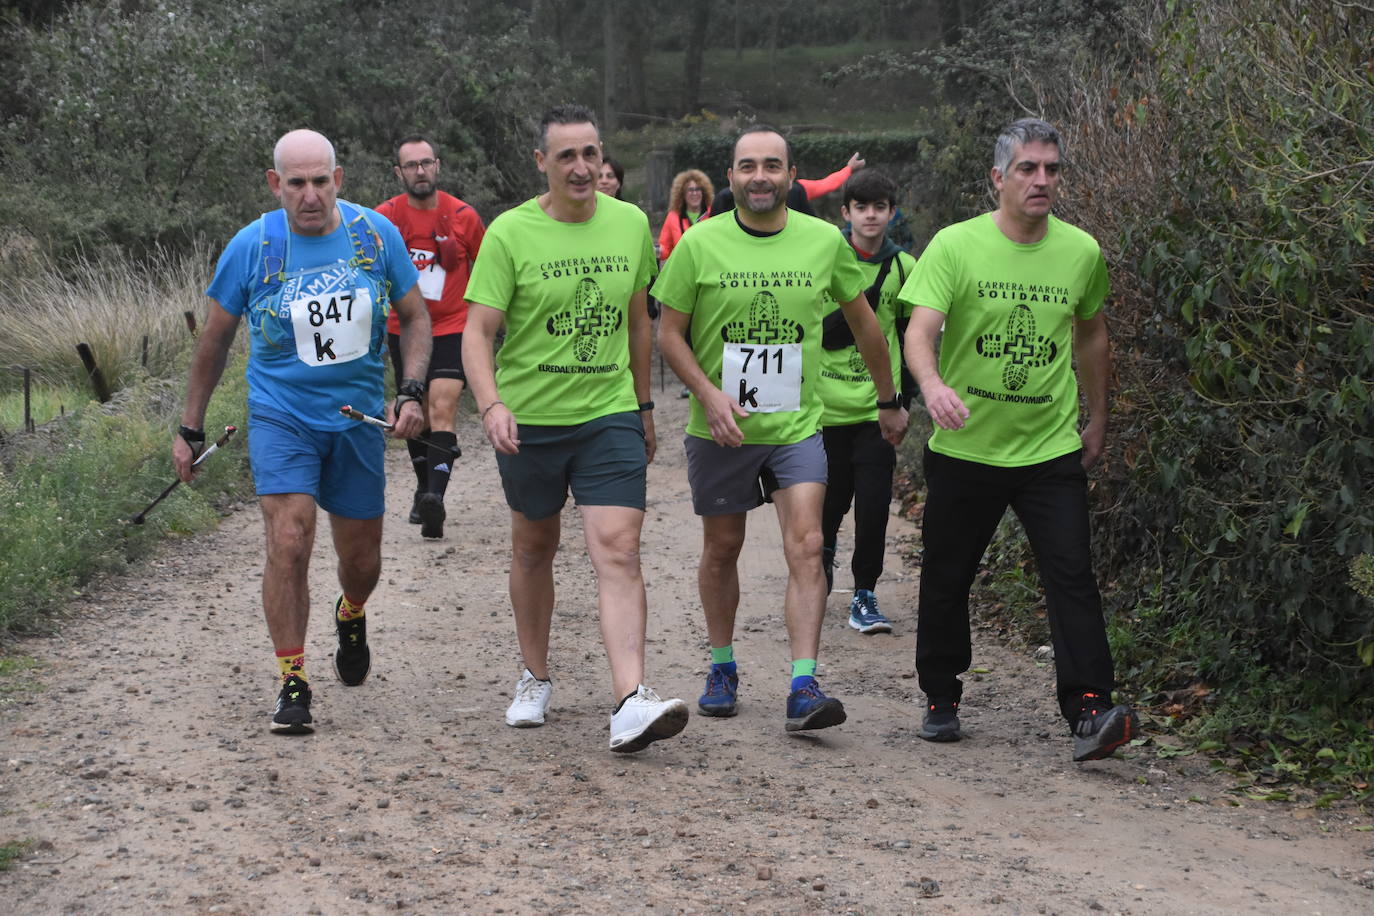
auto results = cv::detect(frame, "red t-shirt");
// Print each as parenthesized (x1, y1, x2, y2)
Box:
(376, 191, 485, 335)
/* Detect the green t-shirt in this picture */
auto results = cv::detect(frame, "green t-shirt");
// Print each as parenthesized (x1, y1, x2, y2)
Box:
(897, 213, 1109, 467)
(653, 212, 866, 444)
(465, 195, 656, 425)
(818, 248, 916, 426)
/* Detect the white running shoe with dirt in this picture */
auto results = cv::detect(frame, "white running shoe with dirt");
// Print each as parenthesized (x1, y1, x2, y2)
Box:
(505, 669, 552, 727)
(609, 685, 689, 753)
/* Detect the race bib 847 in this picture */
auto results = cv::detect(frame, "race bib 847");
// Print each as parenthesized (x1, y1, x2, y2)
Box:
(288, 287, 373, 366)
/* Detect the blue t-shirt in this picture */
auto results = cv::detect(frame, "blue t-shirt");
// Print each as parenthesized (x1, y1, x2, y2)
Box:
(206, 201, 419, 431)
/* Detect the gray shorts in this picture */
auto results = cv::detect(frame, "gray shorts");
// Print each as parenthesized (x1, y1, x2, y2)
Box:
(684, 432, 827, 516)
(495, 411, 647, 521)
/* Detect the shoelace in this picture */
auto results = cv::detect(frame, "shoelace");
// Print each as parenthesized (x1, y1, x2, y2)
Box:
(516, 676, 548, 703)
(704, 669, 732, 695)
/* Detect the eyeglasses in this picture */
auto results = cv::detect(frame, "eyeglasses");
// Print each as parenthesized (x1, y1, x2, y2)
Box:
(400, 158, 438, 172)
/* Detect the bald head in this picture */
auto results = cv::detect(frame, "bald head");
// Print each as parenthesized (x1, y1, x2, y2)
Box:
(267, 129, 343, 236)
(273, 129, 336, 173)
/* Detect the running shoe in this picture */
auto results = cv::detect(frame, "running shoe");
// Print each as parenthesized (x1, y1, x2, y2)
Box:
(271, 675, 313, 734)
(408, 489, 423, 525)
(697, 664, 739, 717)
(505, 669, 552, 727)
(785, 678, 847, 732)
(416, 492, 445, 539)
(848, 589, 893, 634)
(609, 685, 689, 753)
(333, 595, 371, 686)
(918, 697, 960, 742)
(1072, 694, 1139, 761)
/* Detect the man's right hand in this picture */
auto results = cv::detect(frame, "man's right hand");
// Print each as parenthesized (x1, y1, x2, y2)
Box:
(172, 435, 199, 483)
(481, 402, 521, 455)
(923, 381, 970, 430)
(702, 387, 749, 448)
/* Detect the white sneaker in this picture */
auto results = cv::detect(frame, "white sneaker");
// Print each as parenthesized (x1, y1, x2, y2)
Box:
(609, 685, 689, 753)
(505, 669, 552, 727)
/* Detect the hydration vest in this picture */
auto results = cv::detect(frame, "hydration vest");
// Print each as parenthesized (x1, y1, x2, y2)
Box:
(246, 200, 391, 350)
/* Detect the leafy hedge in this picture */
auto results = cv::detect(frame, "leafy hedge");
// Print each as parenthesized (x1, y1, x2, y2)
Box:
(1096, 1, 1374, 700)
(670, 129, 934, 205)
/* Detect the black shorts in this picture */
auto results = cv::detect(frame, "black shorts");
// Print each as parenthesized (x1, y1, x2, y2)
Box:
(388, 332, 464, 386)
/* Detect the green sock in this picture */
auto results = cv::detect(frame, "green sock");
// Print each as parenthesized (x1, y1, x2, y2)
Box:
(791, 658, 817, 679)
(710, 645, 735, 665)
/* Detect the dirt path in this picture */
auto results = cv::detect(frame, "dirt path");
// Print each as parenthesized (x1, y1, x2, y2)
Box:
(2, 391, 1372, 914)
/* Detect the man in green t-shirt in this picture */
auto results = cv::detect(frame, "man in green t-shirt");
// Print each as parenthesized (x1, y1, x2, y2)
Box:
(462, 105, 688, 754)
(656, 126, 907, 733)
(817, 170, 917, 635)
(899, 117, 1138, 762)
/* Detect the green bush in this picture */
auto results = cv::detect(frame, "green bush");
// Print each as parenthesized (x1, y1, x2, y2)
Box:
(1096, 0, 1374, 700)
(0, 368, 251, 641)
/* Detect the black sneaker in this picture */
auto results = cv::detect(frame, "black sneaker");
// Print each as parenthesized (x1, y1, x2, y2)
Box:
(417, 492, 445, 539)
(918, 697, 960, 742)
(271, 675, 313, 734)
(408, 489, 423, 524)
(1072, 694, 1139, 761)
(333, 596, 371, 686)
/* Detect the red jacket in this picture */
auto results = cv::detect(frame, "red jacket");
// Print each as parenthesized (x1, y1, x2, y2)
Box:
(657, 205, 711, 262)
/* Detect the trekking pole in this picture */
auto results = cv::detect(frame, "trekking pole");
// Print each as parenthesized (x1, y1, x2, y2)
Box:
(338, 406, 461, 458)
(130, 425, 237, 525)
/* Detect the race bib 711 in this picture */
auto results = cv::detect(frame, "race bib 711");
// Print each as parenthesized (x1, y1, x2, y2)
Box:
(721, 342, 802, 413)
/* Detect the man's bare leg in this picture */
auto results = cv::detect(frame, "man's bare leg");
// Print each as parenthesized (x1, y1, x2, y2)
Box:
(581, 505, 647, 700)
(509, 510, 560, 680)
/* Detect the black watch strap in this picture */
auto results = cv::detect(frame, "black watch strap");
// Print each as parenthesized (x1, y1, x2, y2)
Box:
(397, 378, 426, 399)
(876, 397, 901, 410)
(178, 425, 206, 443)
(638, 401, 655, 412)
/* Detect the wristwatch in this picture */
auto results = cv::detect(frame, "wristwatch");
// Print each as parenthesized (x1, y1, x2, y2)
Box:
(876, 396, 901, 410)
(178, 425, 205, 458)
(394, 378, 426, 413)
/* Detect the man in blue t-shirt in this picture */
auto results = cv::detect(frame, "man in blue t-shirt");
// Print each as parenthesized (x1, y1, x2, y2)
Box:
(174, 129, 431, 735)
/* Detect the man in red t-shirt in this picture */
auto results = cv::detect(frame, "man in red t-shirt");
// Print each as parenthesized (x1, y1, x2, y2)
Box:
(377, 135, 485, 538)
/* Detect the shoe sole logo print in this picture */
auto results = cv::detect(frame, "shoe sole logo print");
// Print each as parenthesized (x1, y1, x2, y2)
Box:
(974, 303, 1058, 391)
(720, 291, 805, 346)
(546, 277, 622, 362)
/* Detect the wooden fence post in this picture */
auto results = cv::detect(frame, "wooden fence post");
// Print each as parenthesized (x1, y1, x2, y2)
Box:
(75, 343, 112, 403)
(22, 367, 33, 432)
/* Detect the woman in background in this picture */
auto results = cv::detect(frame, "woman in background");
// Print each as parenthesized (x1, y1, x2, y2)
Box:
(657, 169, 713, 263)
(598, 156, 626, 199)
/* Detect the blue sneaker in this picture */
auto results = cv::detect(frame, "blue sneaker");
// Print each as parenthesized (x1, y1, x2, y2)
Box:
(785, 678, 847, 732)
(848, 589, 893, 634)
(697, 665, 739, 717)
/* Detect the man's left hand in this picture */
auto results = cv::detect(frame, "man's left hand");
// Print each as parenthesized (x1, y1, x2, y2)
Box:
(387, 397, 425, 439)
(1080, 418, 1106, 469)
(878, 406, 909, 446)
(642, 411, 657, 464)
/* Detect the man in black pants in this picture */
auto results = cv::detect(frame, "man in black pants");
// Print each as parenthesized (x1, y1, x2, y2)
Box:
(817, 170, 916, 634)
(899, 118, 1139, 761)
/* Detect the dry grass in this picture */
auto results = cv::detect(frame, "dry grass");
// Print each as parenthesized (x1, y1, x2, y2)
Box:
(0, 248, 212, 393)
